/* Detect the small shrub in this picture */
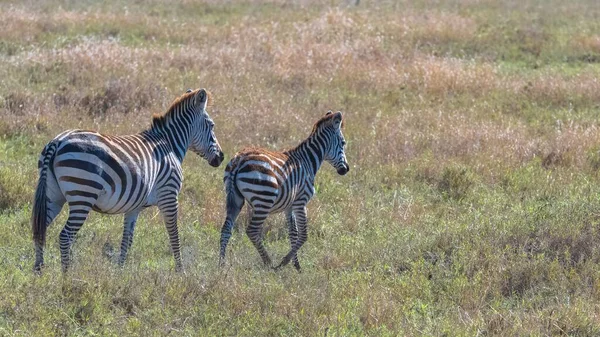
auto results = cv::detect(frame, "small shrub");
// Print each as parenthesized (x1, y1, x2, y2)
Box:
(542, 150, 573, 169)
(437, 165, 473, 200)
(79, 79, 166, 117)
(500, 261, 537, 297)
(2, 92, 29, 115)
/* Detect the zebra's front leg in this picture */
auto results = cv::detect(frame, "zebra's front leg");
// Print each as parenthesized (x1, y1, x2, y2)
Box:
(158, 197, 183, 272)
(246, 207, 272, 267)
(276, 205, 307, 271)
(59, 202, 92, 272)
(283, 208, 301, 271)
(118, 210, 141, 266)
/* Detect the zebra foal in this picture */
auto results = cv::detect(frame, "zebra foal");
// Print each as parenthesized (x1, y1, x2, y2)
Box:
(32, 88, 224, 272)
(219, 110, 349, 271)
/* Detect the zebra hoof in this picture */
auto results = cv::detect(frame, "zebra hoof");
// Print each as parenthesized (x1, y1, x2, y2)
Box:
(273, 260, 290, 271)
(275, 255, 293, 270)
(261, 258, 273, 269)
(33, 263, 45, 275)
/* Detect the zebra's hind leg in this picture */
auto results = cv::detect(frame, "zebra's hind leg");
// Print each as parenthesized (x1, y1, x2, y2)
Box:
(246, 207, 273, 268)
(276, 205, 307, 271)
(34, 200, 65, 272)
(59, 202, 93, 272)
(118, 210, 141, 267)
(158, 197, 183, 272)
(219, 191, 244, 266)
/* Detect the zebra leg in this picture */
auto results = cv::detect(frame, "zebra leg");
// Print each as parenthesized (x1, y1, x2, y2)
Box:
(158, 197, 183, 272)
(236, 204, 253, 234)
(34, 200, 65, 272)
(276, 205, 307, 271)
(294, 206, 309, 269)
(246, 208, 272, 267)
(219, 191, 244, 266)
(284, 208, 301, 271)
(59, 202, 93, 272)
(118, 210, 141, 266)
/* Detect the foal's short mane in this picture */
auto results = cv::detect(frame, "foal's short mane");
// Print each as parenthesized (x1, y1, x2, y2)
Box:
(286, 112, 344, 153)
(310, 112, 344, 134)
(151, 88, 213, 129)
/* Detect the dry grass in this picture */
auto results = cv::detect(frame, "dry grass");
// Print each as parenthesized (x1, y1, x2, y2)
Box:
(2, 0, 600, 335)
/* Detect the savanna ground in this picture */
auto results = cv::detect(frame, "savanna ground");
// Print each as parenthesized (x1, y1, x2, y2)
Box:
(2, 0, 600, 335)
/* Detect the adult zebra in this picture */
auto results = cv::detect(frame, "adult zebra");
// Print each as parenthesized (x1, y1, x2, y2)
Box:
(32, 88, 224, 272)
(219, 110, 349, 271)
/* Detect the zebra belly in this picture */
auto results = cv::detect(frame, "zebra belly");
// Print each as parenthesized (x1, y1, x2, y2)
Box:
(246, 186, 298, 214)
(93, 187, 149, 214)
(93, 170, 152, 214)
(271, 192, 301, 213)
(268, 202, 290, 214)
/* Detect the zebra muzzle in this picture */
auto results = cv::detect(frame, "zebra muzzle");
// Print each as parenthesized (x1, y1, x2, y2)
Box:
(209, 151, 225, 167)
(337, 163, 349, 175)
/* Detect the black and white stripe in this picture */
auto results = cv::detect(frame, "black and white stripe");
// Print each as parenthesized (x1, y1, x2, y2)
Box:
(219, 110, 349, 270)
(32, 88, 224, 272)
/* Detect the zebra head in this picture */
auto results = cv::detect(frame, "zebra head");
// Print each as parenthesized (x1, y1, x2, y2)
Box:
(189, 89, 224, 167)
(323, 110, 349, 175)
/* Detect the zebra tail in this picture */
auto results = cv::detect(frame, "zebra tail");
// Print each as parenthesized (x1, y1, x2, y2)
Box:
(32, 142, 57, 248)
(223, 159, 242, 212)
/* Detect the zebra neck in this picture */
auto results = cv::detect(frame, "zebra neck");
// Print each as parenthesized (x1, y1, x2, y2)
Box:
(149, 116, 192, 162)
(290, 133, 324, 177)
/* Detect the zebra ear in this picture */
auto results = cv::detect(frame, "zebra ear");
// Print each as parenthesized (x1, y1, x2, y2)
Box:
(333, 111, 343, 126)
(186, 88, 193, 93)
(194, 89, 208, 109)
(326, 110, 333, 115)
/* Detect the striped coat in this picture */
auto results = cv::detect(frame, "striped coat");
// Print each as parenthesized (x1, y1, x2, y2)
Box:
(219, 111, 349, 270)
(32, 88, 223, 272)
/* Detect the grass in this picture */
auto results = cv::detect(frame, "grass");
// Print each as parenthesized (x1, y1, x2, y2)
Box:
(2, 0, 600, 335)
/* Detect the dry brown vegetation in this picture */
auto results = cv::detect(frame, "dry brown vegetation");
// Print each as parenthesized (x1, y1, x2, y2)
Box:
(2, 0, 600, 335)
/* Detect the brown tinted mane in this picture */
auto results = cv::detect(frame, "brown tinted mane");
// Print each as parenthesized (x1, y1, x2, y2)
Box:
(286, 113, 342, 153)
(151, 89, 213, 129)
(310, 113, 342, 134)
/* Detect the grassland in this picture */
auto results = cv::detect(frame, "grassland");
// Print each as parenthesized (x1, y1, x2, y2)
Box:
(2, 0, 600, 335)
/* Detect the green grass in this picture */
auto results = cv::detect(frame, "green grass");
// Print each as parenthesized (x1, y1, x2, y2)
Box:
(2, 0, 600, 335)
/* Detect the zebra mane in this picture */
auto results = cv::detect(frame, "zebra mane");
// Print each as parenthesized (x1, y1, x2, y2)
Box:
(151, 89, 213, 129)
(286, 112, 343, 154)
(310, 111, 344, 134)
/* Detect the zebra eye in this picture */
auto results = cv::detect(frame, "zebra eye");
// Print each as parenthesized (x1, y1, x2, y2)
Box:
(341, 140, 346, 146)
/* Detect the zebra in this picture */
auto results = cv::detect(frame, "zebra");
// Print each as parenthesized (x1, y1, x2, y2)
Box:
(219, 110, 349, 271)
(31, 88, 224, 272)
